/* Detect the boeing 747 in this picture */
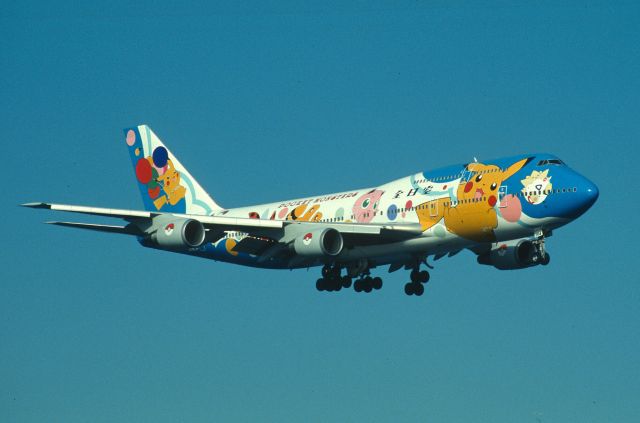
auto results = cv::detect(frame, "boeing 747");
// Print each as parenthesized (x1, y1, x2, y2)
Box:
(24, 125, 599, 296)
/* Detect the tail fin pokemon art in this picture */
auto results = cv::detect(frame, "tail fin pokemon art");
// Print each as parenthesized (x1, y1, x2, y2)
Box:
(415, 158, 531, 242)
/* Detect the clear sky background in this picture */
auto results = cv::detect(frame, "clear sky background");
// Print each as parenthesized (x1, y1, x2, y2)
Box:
(2, 1, 639, 422)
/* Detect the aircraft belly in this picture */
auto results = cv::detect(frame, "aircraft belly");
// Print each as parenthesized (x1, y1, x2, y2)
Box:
(336, 236, 471, 264)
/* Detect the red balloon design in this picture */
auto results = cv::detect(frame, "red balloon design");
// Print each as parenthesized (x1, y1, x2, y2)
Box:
(136, 158, 153, 184)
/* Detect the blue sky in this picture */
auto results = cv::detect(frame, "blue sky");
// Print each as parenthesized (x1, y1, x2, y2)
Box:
(2, 1, 639, 421)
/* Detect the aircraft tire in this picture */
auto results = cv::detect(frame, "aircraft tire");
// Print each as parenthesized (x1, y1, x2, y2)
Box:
(541, 253, 550, 266)
(316, 278, 325, 291)
(342, 276, 352, 288)
(372, 277, 382, 290)
(419, 271, 430, 283)
(363, 276, 373, 293)
(414, 283, 424, 296)
(410, 269, 420, 283)
(404, 282, 414, 296)
(334, 279, 342, 291)
(354, 279, 363, 292)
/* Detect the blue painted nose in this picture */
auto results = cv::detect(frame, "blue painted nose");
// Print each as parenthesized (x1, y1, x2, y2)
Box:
(584, 178, 599, 206)
(576, 177, 599, 216)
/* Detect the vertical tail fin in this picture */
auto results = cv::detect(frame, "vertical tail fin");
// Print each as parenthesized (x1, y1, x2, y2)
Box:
(124, 125, 223, 215)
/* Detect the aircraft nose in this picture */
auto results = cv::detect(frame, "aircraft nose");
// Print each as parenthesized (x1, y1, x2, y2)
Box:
(584, 179, 599, 207)
(576, 177, 599, 216)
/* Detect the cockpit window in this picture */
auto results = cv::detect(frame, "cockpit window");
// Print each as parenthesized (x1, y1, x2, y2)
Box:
(537, 159, 564, 166)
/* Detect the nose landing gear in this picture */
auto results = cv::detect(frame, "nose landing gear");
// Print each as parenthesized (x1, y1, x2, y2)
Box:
(532, 229, 551, 266)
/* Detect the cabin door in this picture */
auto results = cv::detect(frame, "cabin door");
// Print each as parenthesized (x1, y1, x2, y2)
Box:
(498, 185, 509, 208)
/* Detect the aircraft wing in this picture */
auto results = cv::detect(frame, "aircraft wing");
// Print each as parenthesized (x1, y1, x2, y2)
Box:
(22, 202, 424, 244)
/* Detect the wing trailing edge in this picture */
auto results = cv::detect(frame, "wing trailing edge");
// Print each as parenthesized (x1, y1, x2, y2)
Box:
(23, 202, 424, 243)
(45, 221, 145, 236)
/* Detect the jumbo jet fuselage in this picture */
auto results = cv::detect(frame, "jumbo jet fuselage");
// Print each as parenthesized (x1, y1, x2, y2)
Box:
(212, 153, 598, 272)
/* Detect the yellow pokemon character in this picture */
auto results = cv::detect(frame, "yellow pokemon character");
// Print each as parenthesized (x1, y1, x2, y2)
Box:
(153, 159, 187, 210)
(286, 204, 323, 222)
(416, 158, 530, 242)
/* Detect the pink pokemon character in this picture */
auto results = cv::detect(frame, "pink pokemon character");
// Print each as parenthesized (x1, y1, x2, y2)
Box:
(352, 189, 384, 223)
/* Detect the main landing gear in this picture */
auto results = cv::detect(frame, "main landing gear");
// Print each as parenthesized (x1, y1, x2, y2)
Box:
(317, 262, 430, 296)
(404, 268, 430, 296)
(316, 265, 352, 292)
(316, 265, 383, 294)
(353, 274, 383, 293)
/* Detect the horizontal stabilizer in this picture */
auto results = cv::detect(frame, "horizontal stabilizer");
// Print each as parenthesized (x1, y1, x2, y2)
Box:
(22, 202, 152, 219)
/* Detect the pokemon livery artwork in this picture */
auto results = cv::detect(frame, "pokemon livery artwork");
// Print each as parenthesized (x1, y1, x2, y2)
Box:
(24, 125, 599, 297)
(125, 126, 219, 215)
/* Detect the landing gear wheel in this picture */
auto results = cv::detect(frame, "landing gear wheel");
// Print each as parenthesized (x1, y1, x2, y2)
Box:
(410, 269, 420, 283)
(419, 270, 430, 283)
(363, 277, 373, 293)
(404, 282, 414, 296)
(354, 279, 363, 293)
(316, 278, 324, 291)
(325, 280, 334, 292)
(541, 253, 550, 265)
(414, 283, 424, 296)
(372, 277, 382, 290)
(334, 281, 342, 291)
(341, 276, 352, 288)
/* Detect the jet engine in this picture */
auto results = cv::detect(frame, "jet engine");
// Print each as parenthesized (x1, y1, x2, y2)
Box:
(293, 228, 344, 257)
(149, 217, 206, 249)
(477, 239, 549, 270)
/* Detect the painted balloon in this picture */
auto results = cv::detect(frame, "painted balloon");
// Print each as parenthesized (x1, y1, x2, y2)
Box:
(135, 158, 153, 184)
(148, 186, 161, 199)
(387, 204, 398, 221)
(152, 146, 169, 168)
(126, 130, 136, 146)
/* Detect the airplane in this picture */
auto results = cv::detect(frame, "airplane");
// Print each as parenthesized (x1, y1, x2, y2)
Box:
(23, 125, 599, 296)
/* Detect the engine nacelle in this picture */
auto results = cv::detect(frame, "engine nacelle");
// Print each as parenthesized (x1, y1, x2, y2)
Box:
(477, 239, 542, 270)
(150, 217, 206, 250)
(293, 228, 344, 257)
